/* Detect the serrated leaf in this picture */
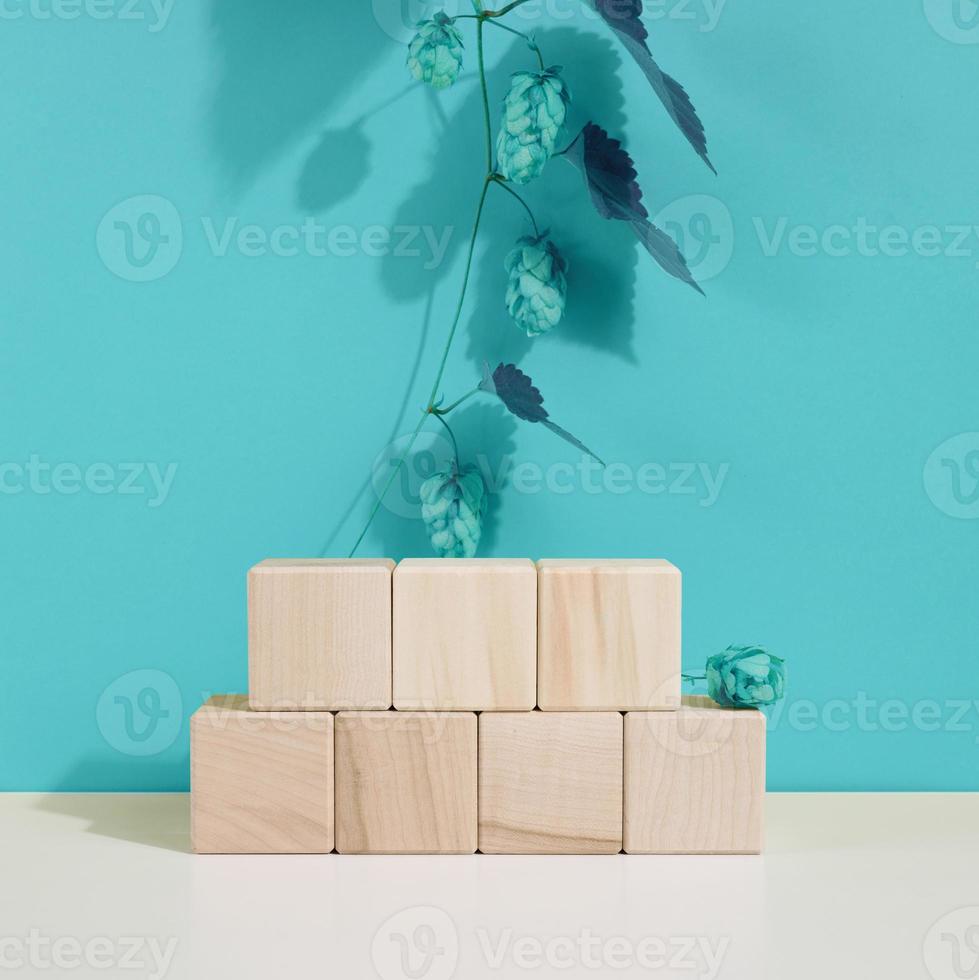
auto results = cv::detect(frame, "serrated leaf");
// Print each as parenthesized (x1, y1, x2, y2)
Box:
(479, 362, 605, 464)
(564, 124, 703, 293)
(585, 0, 715, 173)
(631, 218, 704, 295)
(563, 123, 648, 221)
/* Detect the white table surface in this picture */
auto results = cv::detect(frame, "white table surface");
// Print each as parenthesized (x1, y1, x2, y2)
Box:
(1, 793, 976, 979)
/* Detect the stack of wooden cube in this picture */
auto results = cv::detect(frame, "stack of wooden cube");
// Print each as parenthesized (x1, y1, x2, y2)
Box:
(191, 559, 765, 855)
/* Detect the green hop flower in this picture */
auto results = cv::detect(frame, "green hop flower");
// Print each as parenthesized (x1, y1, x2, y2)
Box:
(505, 234, 567, 336)
(706, 645, 786, 708)
(496, 67, 570, 184)
(406, 12, 464, 90)
(419, 463, 486, 558)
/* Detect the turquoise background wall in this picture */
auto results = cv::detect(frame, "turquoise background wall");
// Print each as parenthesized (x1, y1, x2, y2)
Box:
(2, 1, 977, 791)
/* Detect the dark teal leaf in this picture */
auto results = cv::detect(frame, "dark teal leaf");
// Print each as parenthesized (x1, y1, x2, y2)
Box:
(479, 362, 605, 464)
(586, 0, 715, 173)
(564, 124, 703, 293)
(631, 218, 704, 295)
(563, 123, 647, 221)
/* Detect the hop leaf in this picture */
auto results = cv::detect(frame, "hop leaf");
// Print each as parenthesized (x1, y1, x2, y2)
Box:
(505, 234, 567, 337)
(419, 463, 486, 558)
(407, 12, 464, 90)
(496, 67, 570, 185)
(479, 362, 604, 465)
(564, 123, 703, 294)
(585, 0, 714, 173)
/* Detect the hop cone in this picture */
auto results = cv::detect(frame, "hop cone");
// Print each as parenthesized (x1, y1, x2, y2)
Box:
(419, 463, 486, 558)
(406, 12, 464, 90)
(706, 645, 786, 708)
(496, 67, 570, 184)
(505, 234, 567, 336)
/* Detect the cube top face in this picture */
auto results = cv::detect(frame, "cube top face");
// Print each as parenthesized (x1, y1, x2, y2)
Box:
(393, 559, 536, 711)
(191, 697, 334, 854)
(537, 558, 681, 711)
(248, 558, 393, 711)
(254, 558, 395, 572)
(537, 558, 677, 572)
(624, 703, 765, 854)
(396, 558, 533, 571)
(478, 712, 623, 854)
(334, 711, 477, 854)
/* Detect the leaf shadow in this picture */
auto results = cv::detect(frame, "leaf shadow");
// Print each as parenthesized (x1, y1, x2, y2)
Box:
(208, 0, 390, 193)
(296, 123, 372, 213)
(379, 26, 639, 366)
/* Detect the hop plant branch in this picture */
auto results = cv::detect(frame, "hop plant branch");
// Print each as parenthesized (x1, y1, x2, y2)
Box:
(351, 0, 700, 557)
(351, 11, 497, 557)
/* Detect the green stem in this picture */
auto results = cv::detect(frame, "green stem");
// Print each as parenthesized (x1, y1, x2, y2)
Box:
(350, 15, 498, 557)
(433, 413, 460, 463)
(485, 0, 534, 17)
(477, 16, 493, 173)
(347, 410, 428, 558)
(434, 387, 480, 416)
(425, 177, 491, 409)
(491, 176, 540, 237)
(484, 17, 545, 69)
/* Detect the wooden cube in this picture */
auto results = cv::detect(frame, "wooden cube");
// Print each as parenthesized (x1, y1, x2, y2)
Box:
(537, 559, 681, 711)
(191, 695, 334, 853)
(334, 711, 477, 854)
(393, 559, 536, 711)
(478, 712, 623, 854)
(248, 558, 393, 710)
(624, 696, 766, 854)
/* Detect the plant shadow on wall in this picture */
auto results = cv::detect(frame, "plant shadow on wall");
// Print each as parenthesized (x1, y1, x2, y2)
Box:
(382, 28, 638, 368)
(350, 2, 714, 559)
(208, 0, 387, 191)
